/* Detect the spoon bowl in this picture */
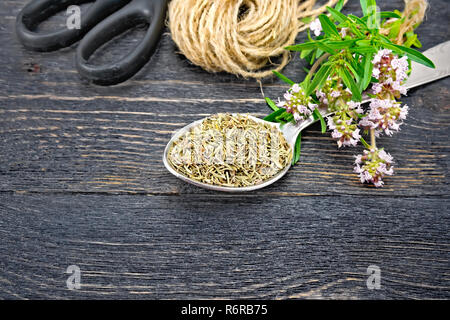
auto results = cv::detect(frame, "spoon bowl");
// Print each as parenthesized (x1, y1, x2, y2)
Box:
(163, 115, 294, 192)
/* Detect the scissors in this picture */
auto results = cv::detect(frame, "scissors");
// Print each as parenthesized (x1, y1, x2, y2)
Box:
(16, 0, 168, 85)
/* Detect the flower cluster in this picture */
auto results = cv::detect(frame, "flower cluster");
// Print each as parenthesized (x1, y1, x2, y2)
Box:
(276, 83, 318, 122)
(371, 49, 409, 98)
(314, 49, 410, 185)
(327, 117, 361, 148)
(326, 100, 364, 148)
(315, 75, 364, 148)
(354, 148, 394, 187)
(359, 99, 409, 137)
(266, 0, 433, 188)
(316, 77, 353, 111)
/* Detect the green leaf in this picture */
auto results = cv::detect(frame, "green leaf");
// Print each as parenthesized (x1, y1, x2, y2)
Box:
(326, 6, 349, 24)
(364, 0, 380, 30)
(403, 32, 418, 48)
(313, 109, 327, 133)
(413, 37, 422, 49)
(285, 42, 320, 52)
(360, 53, 373, 91)
(359, 0, 367, 16)
(275, 111, 292, 122)
(347, 17, 365, 37)
(360, 0, 377, 17)
(318, 14, 340, 37)
(339, 67, 362, 101)
(264, 108, 285, 122)
(335, 0, 345, 12)
(315, 48, 325, 59)
(306, 64, 332, 96)
(300, 48, 313, 59)
(350, 46, 377, 54)
(363, 11, 401, 22)
(326, 39, 358, 50)
(316, 41, 336, 54)
(342, 60, 361, 83)
(308, 49, 317, 64)
(306, 48, 317, 65)
(265, 97, 279, 111)
(360, 136, 371, 149)
(387, 19, 402, 39)
(360, 0, 368, 16)
(300, 17, 313, 24)
(348, 14, 367, 27)
(378, 11, 402, 20)
(272, 71, 295, 85)
(379, 34, 394, 44)
(383, 43, 435, 68)
(283, 113, 294, 122)
(292, 132, 302, 165)
(356, 40, 371, 47)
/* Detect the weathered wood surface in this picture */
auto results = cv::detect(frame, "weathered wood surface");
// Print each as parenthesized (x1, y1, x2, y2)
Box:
(0, 0, 448, 299)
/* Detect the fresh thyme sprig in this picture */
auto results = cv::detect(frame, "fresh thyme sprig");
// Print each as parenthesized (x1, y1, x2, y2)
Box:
(265, 0, 434, 187)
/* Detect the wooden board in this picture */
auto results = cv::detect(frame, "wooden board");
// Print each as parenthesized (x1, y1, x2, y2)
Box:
(0, 0, 448, 299)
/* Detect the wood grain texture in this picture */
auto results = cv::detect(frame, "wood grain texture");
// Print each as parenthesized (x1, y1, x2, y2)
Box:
(0, 0, 448, 299)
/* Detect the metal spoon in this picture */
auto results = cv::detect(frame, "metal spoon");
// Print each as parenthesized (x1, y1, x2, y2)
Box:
(163, 41, 450, 192)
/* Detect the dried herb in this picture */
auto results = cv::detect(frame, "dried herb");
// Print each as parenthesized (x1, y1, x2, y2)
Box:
(168, 114, 292, 188)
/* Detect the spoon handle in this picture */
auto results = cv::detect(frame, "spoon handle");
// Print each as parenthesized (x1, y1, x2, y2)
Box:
(404, 40, 450, 89)
(281, 41, 450, 146)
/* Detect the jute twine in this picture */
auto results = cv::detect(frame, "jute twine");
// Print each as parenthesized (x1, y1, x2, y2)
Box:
(381, 0, 428, 45)
(168, 0, 427, 79)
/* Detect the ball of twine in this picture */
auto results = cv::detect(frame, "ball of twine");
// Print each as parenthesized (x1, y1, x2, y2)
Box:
(168, 0, 344, 79)
(168, 0, 427, 79)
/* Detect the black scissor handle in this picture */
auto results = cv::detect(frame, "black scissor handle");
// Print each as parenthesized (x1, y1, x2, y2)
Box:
(76, 0, 168, 85)
(16, 0, 128, 52)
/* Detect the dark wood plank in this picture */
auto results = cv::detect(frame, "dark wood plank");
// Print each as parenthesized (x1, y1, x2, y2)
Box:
(0, 193, 449, 299)
(0, 0, 448, 299)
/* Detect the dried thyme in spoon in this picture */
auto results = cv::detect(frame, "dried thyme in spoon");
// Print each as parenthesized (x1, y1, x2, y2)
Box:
(167, 113, 292, 188)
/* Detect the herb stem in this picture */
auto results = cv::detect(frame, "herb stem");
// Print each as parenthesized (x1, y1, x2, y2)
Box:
(308, 53, 331, 79)
(370, 128, 376, 149)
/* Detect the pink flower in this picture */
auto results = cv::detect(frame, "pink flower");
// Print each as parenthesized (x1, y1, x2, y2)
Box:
(330, 90, 341, 98)
(279, 83, 318, 122)
(327, 117, 336, 130)
(328, 114, 361, 148)
(359, 99, 407, 136)
(276, 98, 285, 108)
(372, 83, 383, 94)
(392, 81, 407, 95)
(308, 102, 318, 111)
(372, 67, 380, 79)
(291, 83, 301, 93)
(354, 148, 394, 187)
(372, 49, 392, 64)
(370, 49, 410, 98)
(348, 100, 363, 114)
(332, 129, 343, 139)
(310, 18, 322, 37)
